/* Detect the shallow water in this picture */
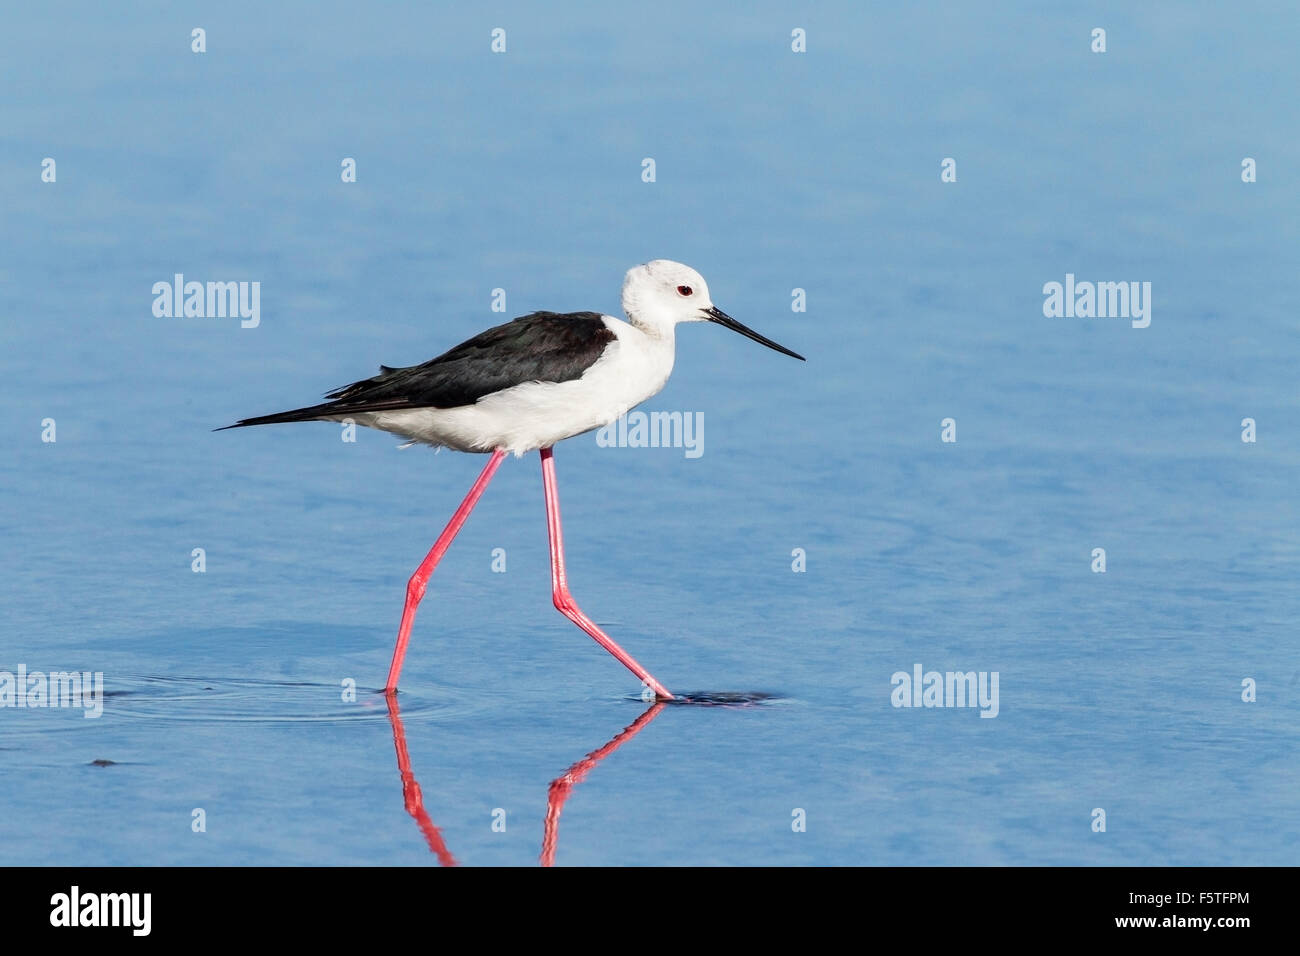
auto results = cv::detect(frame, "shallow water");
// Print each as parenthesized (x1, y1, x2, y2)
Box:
(2, 2, 1297, 865)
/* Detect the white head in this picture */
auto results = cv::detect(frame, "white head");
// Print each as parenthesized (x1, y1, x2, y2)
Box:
(620, 259, 804, 360)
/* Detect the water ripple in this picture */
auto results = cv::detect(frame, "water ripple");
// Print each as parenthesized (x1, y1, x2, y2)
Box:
(102, 675, 472, 724)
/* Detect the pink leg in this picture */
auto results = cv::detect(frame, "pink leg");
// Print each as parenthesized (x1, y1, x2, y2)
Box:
(384, 448, 507, 692)
(540, 446, 674, 700)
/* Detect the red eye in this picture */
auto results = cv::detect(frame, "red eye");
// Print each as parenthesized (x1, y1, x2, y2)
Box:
(677, 285, 693, 296)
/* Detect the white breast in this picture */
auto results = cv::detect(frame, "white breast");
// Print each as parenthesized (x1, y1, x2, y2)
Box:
(343, 316, 676, 455)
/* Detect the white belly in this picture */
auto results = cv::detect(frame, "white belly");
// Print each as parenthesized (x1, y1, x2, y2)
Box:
(340, 318, 675, 455)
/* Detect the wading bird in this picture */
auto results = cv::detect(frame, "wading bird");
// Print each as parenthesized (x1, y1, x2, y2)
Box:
(221, 260, 804, 699)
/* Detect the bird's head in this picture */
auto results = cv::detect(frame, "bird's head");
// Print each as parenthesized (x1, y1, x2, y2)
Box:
(621, 259, 805, 360)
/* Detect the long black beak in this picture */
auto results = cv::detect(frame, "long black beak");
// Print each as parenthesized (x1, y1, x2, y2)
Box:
(703, 306, 805, 361)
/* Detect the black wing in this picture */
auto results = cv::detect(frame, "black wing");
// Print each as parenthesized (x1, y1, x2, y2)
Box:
(218, 312, 615, 429)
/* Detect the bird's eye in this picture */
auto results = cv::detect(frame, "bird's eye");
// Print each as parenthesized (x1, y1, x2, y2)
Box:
(676, 285, 693, 296)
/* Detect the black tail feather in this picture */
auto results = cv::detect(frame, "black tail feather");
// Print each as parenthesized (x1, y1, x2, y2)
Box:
(214, 403, 339, 431)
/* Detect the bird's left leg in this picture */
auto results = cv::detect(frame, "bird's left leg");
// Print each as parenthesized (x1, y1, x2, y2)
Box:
(384, 448, 507, 692)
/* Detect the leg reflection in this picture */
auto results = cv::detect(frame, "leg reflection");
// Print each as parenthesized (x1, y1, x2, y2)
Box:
(542, 702, 666, 867)
(386, 694, 457, 866)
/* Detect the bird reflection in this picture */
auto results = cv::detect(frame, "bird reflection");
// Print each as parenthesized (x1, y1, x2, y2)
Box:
(541, 701, 665, 866)
(384, 695, 665, 866)
(385, 694, 457, 866)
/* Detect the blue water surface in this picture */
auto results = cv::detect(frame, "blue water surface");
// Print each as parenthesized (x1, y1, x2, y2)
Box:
(1, 1, 1297, 865)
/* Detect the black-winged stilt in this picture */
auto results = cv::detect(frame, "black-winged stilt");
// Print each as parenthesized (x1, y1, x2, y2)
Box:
(221, 259, 804, 699)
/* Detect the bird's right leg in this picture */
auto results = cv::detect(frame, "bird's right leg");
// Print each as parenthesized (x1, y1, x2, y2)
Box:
(384, 448, 507, 692)
(539, 446, 674, 700)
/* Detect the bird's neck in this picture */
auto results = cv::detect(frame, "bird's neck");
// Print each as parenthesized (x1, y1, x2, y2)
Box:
(624, 310, 678, 345)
